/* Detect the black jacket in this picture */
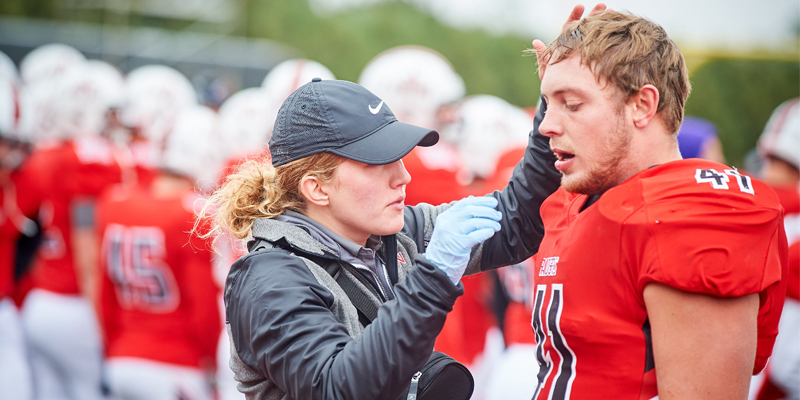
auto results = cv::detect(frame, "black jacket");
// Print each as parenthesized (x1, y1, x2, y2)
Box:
(224, 102, 559, 400)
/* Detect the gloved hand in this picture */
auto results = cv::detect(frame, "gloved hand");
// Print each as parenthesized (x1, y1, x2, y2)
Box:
(426, 196, 502, 285)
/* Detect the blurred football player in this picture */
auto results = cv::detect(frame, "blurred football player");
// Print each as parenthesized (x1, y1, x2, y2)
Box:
(677, 115, 726, 164)
(96, 105, 222, 400)
(0, 65, 36, 400)
(753, 98, 799, 400)
(20, 59, 124, 400)
(120, 64, 198, 188)
(442, 94, 531, 194)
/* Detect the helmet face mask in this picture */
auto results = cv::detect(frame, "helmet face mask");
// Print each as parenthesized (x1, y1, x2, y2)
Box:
(0, 136, 31, 171)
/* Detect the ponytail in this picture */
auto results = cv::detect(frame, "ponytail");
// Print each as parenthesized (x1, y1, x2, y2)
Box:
(196, 152, 344, 247)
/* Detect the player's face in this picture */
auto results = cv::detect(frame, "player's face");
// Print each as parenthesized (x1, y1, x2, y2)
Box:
(539, 54, 638, 195)
(321, 158, 411, 245)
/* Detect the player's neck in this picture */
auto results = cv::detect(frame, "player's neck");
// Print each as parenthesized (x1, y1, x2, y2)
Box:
(629, 125, 682, 176)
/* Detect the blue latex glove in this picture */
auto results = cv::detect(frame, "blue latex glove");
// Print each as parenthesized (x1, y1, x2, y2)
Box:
(426, 196, 502, 285)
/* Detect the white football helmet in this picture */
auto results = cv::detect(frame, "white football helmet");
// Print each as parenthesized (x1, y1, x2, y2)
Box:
(0, 77, 33, 171)
(261, 59, 335, 109)
(0, 78, 21, 141)
(50, 60, 126, 139)
(758, 98, 799, 170)
(443, 95, 531, 179)
(161, 105, 220, 185)
(19, 43, 86, 87)
(217, 87, 278, 160)
(0, 50, 19, 83)
(122, 64, 198, 144)
(358, 46, 465, 130)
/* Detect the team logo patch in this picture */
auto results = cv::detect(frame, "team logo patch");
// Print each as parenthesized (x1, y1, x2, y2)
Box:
(539, 256, 559, 277)
(397, 251, 405, 264)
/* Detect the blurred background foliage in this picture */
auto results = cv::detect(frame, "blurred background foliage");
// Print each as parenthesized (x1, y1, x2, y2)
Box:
(1, 0, 797, 166)
(685, 59, 799, 167)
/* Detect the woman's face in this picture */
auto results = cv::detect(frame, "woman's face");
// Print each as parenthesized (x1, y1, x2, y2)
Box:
(320, 158, 411, 246)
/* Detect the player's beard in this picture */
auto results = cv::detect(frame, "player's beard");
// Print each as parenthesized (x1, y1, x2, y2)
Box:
(561, 114, 633, 195)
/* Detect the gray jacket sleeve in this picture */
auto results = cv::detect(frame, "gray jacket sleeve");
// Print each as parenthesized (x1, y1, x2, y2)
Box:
(226, 249, 463, 400)
(403, 99, 560, 272)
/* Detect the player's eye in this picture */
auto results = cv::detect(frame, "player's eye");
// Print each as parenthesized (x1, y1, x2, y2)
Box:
(565, 103, 580, 111)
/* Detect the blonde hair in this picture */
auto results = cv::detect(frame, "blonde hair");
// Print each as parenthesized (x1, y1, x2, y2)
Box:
(196, 152, 345, 245)
(540, 11, 690, 134)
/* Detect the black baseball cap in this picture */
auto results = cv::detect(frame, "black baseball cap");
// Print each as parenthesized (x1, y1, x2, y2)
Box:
(269, 78, 439, 167)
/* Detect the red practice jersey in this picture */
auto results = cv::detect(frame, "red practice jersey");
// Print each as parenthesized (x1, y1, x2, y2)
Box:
(0, 165, 44, 299)
(96, 183, 221, 368)
(530, 159, 787, 400)
(770, 184, 799, 300)
(402, 144, 466, 207)
(29, 137, 122, 295)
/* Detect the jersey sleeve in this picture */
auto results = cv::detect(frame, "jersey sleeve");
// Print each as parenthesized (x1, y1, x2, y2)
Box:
(628, 166, 788, 374)
(633, 169, 784, 298)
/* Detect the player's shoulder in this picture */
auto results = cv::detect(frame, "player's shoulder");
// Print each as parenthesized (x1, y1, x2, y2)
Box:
(637, 159, 782, 211)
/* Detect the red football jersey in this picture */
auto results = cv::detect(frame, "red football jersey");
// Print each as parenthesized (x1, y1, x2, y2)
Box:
(402, 145, 466, 207)
(530, 159, 787, 400)
(0, 162, 45, 299)
(96, 183, 221, 368)
(29, 138, 122, 295)
(770, 184, 799, 300)
(0, 202, 15, 299)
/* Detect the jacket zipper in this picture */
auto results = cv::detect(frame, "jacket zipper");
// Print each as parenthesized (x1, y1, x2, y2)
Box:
(407, 371, 422, 400)
(350, 262, 389, 301)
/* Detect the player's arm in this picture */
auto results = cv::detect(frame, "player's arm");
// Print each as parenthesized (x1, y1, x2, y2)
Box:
(643, 282, 759, 400)
(72, 197, 101, 303)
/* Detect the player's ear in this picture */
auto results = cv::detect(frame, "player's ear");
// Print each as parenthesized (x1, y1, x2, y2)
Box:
(300, 175, 330, 206)
(630, 84, 659, 129)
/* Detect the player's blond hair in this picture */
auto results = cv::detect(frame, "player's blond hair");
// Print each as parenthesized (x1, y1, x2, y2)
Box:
(542, 11, 690, 134)
(197, 152, 344, 244)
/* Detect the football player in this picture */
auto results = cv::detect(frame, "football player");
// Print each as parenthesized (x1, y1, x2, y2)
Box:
(753, 98, 799, 400)
(0, 59, 36, 400)
(20, 57, 124, 400)
(96, 105, 222, 400)
(524, 5, 787, 399)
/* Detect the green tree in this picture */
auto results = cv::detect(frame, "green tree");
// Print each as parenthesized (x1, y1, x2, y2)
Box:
(685, 59, 800, 166)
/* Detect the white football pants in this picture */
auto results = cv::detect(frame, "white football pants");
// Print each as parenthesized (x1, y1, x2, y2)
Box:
(106, 358, 212, 400)
(0, 298, 33, 400)
(22, 289, 105, 400)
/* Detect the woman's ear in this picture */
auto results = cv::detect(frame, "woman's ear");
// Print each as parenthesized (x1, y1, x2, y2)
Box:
(630, 84, 659, 129)
(300, 175, 330, 206)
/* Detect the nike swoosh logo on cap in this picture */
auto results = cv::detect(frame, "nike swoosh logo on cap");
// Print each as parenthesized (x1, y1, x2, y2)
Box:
(369, 100, 384, 114)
